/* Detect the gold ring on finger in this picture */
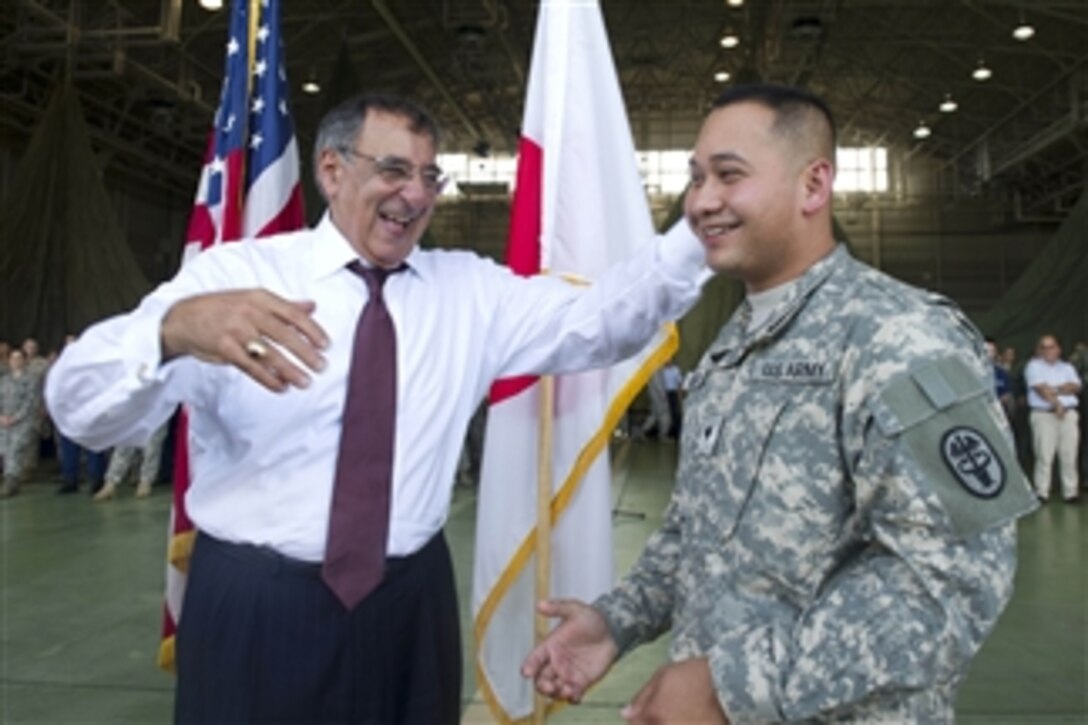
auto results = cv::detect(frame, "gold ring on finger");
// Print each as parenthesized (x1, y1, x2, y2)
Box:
(245, 339, 269, 360)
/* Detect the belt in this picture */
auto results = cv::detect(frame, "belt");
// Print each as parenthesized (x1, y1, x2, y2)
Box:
(197, 532, 323, 576)
(195, 531, 439, 578)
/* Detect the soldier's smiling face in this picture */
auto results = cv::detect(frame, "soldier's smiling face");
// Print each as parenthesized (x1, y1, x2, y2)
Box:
(684, 101, 833, 291)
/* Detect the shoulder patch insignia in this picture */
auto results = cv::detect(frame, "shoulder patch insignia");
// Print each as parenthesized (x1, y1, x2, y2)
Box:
(940, 426, 1006, 499)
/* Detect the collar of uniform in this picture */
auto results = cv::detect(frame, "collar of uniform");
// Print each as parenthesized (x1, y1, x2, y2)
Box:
(703, 243, 850, 367)
(747, 243, 848, 344)
(307, 211, 426, 282)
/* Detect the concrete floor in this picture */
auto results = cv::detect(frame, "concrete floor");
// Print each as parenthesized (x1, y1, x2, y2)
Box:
(1, 439, 1084, 723)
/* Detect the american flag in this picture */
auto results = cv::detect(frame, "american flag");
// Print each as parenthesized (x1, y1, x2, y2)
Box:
(184, 0, 304, 255)
(159, 0, 305, 671)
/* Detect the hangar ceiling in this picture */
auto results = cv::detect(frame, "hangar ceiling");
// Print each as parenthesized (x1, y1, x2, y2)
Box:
(1, 0, 1086, 214)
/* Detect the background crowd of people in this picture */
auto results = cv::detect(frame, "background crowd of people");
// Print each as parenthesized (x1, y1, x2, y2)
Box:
(6, 329, 1083, 503)
(0, 335, 171, 500)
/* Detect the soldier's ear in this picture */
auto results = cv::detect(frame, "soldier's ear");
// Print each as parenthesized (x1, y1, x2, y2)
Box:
(800, 158, 833, 217)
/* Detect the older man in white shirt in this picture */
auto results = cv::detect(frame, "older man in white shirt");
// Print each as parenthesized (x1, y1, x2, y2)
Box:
(46, 92, 707, 724)
(1024, 334, 1083, 502)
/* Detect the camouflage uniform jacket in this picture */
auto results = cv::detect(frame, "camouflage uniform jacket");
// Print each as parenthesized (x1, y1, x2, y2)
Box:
(595, 245, 1037, 723)
(0, 372, 37, 463)
(0, 372, 34, 433)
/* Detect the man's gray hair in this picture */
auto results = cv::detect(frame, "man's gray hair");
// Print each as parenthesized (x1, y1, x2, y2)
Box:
(312, 93, 442, 201)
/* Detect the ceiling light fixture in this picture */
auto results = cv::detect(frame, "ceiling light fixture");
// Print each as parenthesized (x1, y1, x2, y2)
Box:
(939, 94, 958, 113)
(720, 32, 740, 49)
(726, 0, 745, 7)
(1009, 22, 1035, 40)
(714, 70, 731, 82)
(198, 0, 223, 10)
(1012, 22, 1034, 41)
(913, 121, 931, 139)
(1012, 11, 1035, 41)
(301, 67, 320, 95)
(972, 59, 992, 82)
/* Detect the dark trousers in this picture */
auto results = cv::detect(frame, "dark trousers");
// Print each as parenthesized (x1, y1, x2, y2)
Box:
(176, 532, 462, 724)
(666, 390, 681, 438)
(58, 435, 107, 489)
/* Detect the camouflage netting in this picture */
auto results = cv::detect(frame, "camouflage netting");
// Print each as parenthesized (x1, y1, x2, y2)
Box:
(973, 189, 1088, 354)
(0, 84, 149, 351)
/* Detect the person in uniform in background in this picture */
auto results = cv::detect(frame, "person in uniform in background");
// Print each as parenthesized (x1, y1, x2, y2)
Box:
(19, 338, 48, 474)
(94, 419, 170, 500)
(0, 349, 38, 498)
(523, 83, 1036, 724)
(22, 338, 48, 379)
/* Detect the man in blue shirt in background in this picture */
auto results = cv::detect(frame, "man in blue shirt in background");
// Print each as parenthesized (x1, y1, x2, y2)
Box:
(986, 337, 1014, 420)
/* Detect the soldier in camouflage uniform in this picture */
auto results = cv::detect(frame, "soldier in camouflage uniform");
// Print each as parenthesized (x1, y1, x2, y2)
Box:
(94, 420, 169, 500)
(20, 338, 49, 474)
(523, 84, 1037, 723)
(0, 349, 39, 497)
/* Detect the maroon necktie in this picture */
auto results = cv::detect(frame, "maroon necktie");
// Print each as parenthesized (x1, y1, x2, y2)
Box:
(322, 261, 400, 610)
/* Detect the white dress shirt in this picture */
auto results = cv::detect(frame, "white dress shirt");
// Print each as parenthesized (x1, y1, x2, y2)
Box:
(46, 215, 706, 560)
(1024, 357, 1082, 410)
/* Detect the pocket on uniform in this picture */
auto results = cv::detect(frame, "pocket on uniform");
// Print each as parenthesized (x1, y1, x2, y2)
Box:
(683, 399, 790, 545)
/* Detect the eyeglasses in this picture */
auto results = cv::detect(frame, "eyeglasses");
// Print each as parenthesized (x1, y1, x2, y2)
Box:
(341, 149, 448, 194)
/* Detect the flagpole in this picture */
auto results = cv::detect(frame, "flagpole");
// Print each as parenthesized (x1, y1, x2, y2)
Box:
(237, 0, 260, 228)
(246, 0, 260, 90)
(533, 374, 555, 724)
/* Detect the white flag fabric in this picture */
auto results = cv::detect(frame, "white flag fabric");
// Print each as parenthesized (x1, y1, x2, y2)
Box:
(471, 0, 677, 720)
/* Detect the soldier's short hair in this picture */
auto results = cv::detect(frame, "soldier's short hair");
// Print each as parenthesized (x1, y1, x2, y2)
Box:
(711, 84, 836, 164)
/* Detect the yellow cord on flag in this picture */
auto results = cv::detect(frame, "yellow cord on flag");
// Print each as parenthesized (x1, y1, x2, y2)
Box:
(237, 0, 260, 216)
(246, 0, 260, 96)
(533, 374, 555, 725)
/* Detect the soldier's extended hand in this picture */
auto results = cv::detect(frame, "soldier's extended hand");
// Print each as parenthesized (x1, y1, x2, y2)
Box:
(161, 289, 328, 393)
(521, 598, 618, 704)
(621, 658, 728, 724)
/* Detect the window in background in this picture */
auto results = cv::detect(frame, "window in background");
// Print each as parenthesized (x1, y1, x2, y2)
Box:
(437, 153, 516, 197)
(835, 147, 888, 193)
(636, 150, 690, 196)
(438, 149, 692, 199)
(437, 146, 888, 199)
